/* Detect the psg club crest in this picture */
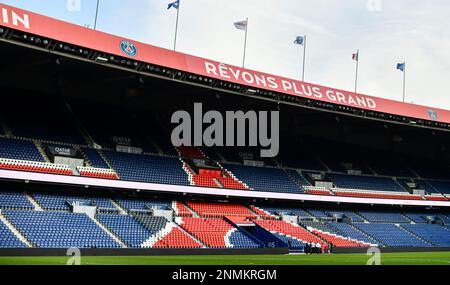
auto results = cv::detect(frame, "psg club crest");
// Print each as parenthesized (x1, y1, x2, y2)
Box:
(428, 109, 438, 121)
(120, 41, 137, 57)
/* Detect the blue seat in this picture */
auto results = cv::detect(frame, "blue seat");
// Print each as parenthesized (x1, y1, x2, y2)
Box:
(357, 211, 410, 223)
(402, 224, 450, 247)
(0, 191, 34, 210)
(0, 138, 44, 162)
(96, 214, 154, 248)
(103, 151, 189, 186)
(0, 220, 27, 248)
(3, 210, 120, 248)
(355, 223, 430, 247)
(328, 173, 407, 192)
(224, 164, 303, 194)
(228, 229, 262, 248)
(81, 148, 110, 169)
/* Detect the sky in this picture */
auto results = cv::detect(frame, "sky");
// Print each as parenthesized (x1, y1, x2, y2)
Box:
(2, 0, 450, 110)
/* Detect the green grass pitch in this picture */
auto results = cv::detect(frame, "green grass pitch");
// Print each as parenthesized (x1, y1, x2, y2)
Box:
(0, 252, 449, 265)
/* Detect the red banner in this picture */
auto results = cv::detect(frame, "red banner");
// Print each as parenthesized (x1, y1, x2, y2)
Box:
(0, 3, 448, 124)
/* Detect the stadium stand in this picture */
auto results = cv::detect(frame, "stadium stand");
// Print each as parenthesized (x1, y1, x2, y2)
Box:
(0, 138, 44, 162)
(173, 201, 194, 217)
(185, 202, 256, 219)
(80, 148, 110, 169)
(115, 198, 172, 213)
(255, 220, 325, 247)
(223, 164, 303, 193)
(402, 212, 432, 223)
(103, 151, 189, 185)
(153, 225, 203, 248)
(401, 224, 450, 247)
(357, 211, 410, 223)
(284, 169, 310, 189)
(327, 222, 378, 245)
(4, 210, 120, 248)
(328, 173, 406, 192)
(0, 217, 27, 248)
(177, 217, 261, 248)
(426, 180, 450, 195)
(259, 206, 312, 218)
(31, 192, 116, 211)
(77, 166, 119, 180)
(365, 152, 415, 178)
(324, 210, 365, 222)
(354, 224, 431, 247)
(3, 95, 86, 145)
(96, 214, 152, 248)
(0, 191, 34, 210)
(0, 14, 449, 257)
(0, 188, 448, 250)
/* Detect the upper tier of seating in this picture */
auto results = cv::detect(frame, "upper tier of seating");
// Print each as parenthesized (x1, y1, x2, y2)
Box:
(224, 164, 303, 193)
(425, 180, 450, 195)
(328, 173, 406, 192)
(103, 151, 189, 185)
(5, 100, 86, 145)
(284, 169, 310, 188)
(0, 138, 44, 162)
(81, 148, 110, 169)
(367, 154, 415, 177)
(4, 210, 120, 248)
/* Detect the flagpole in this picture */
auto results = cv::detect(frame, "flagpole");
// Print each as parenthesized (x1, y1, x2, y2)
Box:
(354, 49, 359, 94)
(94, 0, 100, 30)
(173, 1, 180, 51)
(402, 62, 406, 102)
(302, 35, 307, 82)
(242, 17, 248, 68)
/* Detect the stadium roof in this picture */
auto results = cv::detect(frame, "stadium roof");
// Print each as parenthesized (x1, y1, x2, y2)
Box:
(0, 3, 449, 130)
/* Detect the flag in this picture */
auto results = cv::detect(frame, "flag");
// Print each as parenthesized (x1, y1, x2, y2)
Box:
(167, 0, 180, 10)
(234, 20, 248, 31)
(397, 62, 405, 72)
(294, 36, 305, 46)
(352, 52, 359, 61)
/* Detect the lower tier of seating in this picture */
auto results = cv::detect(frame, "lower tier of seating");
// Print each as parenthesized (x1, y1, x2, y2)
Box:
(354, 223, 431, 247)
(0, 189, 448, 250)
(153, 226, 203, 249)
(177, 217, 260, 248)
(4, 210, 120, 248)
(255, 220, 325, 247)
